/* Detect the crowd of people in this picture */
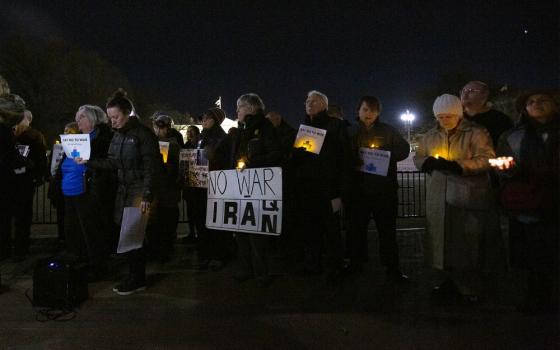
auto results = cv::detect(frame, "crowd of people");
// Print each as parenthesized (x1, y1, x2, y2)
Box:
(0, 75, 557, 314)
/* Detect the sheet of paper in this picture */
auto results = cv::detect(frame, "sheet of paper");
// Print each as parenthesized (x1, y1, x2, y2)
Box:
(359, 147, 391, 176)
(50, 144, 65, 176)
(293, 125, 327, 155)
(60, 134, 91, 160)
(116, 207, 148, 254)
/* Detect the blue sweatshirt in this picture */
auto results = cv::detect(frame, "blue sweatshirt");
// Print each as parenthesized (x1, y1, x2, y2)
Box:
(61, 157, 86, 196)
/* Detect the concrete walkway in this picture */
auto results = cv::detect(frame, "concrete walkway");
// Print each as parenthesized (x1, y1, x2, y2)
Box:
(0, 224, 558, 349)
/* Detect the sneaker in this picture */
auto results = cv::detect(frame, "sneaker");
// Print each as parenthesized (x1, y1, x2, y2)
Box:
(113, 279, 146, 296)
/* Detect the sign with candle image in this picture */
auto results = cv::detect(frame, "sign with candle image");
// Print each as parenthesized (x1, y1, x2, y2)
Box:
(293, 125, 327, 154)
(158, 141, 170, 163)
(206, 167, 282, 235)
(180, 149, 208, 188)
(358, 147, 391, 176)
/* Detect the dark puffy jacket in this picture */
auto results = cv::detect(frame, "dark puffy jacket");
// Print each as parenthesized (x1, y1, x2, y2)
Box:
(0, 124, 26, 208)
(350, 120, 410, 195)
(292, 110, 352, 201)
(200, 124, 231, 171)
(16, 127, 48, 185)
(88, 116, 160, 202)
(230, 113, 282, 169)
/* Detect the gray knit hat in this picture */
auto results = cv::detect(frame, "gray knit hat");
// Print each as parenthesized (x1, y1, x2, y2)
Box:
(0, 93, 26, 127)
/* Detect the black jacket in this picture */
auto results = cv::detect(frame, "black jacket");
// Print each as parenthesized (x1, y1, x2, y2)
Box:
(350, 119, 410, 195)
(88, 117, 160, 202)
(0, 124, 26, 208)
(200, 124, 231, 171)
(16, 127, 48, 185)
(292, 110, 352, 201)
(230, 113, 282, 169)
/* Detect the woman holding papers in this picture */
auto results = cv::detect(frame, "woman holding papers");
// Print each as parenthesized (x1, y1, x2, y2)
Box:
(77, 89, 160, 295)
(347, 96, 410, 282)
(414, 94, 495, 304)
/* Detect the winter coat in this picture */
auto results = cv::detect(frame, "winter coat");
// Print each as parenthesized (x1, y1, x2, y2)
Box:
(0, 124, 26, 209)
(496, 116, 559, 221)
(350, 120, 410, 197)
(88, 116, 161, 224)
(15, 127, 48, 186)
(200, 124, 231, 171)
(230, 113, 282, 169)
(292, 110, 352, 202)
(464, 109, 513, 149)
(414, 118, 497, 270)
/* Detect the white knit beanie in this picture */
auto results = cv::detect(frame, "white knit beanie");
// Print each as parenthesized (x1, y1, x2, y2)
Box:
(433, 94, 463, 117)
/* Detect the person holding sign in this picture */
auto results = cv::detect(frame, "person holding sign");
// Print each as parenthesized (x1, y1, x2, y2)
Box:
(76, 89, 160, 295)
(414, 94, 496, 304)
(229, 94, 282, 286)
(346, 96, 410, 282)
(146, 114, 181, 263)
(291, 90, 352, 283)
(53, 106, 116, 280)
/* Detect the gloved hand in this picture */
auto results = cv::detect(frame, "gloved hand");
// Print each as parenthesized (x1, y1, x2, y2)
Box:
(437, 158, 463, 175)
(421, 156, 439, 174)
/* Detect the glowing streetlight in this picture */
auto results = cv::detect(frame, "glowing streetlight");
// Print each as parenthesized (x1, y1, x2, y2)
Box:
(400, 109, 415, 143)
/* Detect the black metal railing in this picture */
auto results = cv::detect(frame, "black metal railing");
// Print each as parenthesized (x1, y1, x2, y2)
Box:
(32, 171, 427, 224)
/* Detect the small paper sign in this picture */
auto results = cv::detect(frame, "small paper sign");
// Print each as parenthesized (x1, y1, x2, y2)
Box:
(359, 147, 391, 176)
(50, 144, 65, 176)
(179, 149, 208, 188)
(16, 145, 30, 157)
(159, 141, 170, 163)
(293, 125, 327, 154)
(60, 134, 91, 160)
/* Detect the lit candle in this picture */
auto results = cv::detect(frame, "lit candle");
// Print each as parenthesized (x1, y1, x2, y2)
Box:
(370, 144, 376, 149)
(434, 154, 440, 159)
(488, 156, 514, 168)
(236, 160, 246, 170)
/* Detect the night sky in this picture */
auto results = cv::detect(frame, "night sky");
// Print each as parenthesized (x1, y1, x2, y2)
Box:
(2, 0, 559, 127)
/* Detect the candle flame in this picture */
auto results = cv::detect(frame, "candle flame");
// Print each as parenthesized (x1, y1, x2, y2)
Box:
(236, 161, 245, 170)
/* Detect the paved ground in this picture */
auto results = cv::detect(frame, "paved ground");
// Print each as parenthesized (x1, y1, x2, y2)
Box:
(0, 222, 558, 349)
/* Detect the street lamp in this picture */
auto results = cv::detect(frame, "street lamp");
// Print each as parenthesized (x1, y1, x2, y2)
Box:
(400, 109, 415, 143)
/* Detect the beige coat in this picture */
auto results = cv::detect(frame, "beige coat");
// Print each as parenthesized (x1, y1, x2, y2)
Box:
(414, 119, 497, 270)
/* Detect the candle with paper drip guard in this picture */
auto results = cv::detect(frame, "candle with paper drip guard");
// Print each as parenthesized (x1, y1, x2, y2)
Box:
(488, 156, 514, 169)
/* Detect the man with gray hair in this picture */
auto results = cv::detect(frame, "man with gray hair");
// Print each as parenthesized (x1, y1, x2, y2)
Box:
(291, 90, 352, 284)
(460, 81, 513, 147)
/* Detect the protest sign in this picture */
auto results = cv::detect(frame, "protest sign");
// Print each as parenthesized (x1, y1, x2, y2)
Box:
(179, 149, 208, 188)
(50, 143, 65, 176)
(16, 144, 30, 157)
(206, 167, 282, 236)
(60, 134, 91, 160)
(293, 125, 327, 154)
(159, 141, 170, 163)
(359, 147, 391, 176)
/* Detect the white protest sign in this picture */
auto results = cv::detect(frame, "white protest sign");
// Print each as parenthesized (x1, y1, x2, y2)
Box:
(359, 147, 391, 176)
(60, 134, 91, 160)
(397, 151, 418, 172)
(159, 141, 170, 163)
(16, 145, 30, 157)
(180, 149, 208, 188)
(206, 167, 282, 236)
(293, 125, 327, 154)
(50, 144, 65, 176)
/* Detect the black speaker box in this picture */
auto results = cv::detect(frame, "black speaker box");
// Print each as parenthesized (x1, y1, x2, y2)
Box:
(32, 256, 89, 308)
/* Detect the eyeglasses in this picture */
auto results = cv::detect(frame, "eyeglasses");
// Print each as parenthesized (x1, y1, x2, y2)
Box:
(461, 88, 483, 95)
